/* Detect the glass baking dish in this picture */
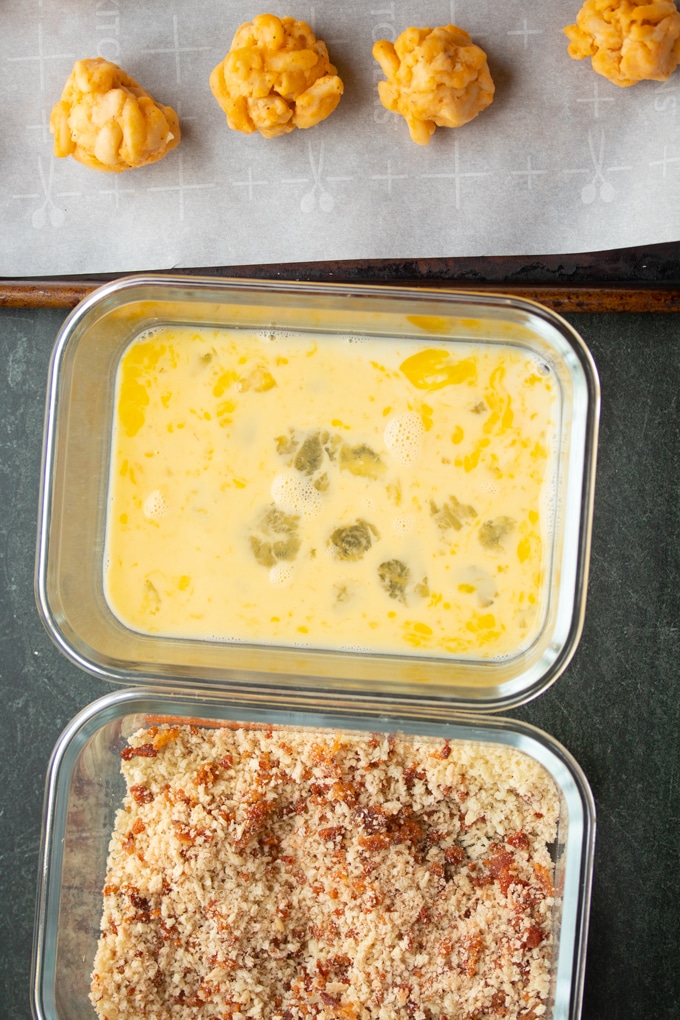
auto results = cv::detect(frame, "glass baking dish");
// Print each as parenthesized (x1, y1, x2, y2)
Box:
(35, 276, 599, 711)
(31, 687, 595, 1020)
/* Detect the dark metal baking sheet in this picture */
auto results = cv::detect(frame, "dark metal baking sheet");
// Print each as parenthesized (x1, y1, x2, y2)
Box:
(1, 242, 678, 312)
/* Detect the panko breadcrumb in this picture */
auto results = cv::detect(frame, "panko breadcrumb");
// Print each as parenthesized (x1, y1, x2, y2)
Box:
(564, 0, 680, 86)
(373, 26, 495, 146)
(90, 722, 560, 1020)
(209, 13, 344, 138)
(50, 58, 180, 172)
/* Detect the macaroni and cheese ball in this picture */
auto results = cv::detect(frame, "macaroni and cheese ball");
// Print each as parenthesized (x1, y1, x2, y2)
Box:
(564, 0, 680, 86)
(50, 58, 180, 172)
(373, 25, 495, 146)
(209, 13, 344, 138)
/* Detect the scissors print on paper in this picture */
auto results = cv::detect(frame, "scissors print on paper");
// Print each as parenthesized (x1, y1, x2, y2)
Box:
(298, 140, 352, 214)
(32, 158, 66, 228)
(581, 130, 616, 204)
(31, 158, 67, 229)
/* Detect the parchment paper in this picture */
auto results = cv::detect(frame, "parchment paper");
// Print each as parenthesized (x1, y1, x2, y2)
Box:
(2, 0, 679, 276)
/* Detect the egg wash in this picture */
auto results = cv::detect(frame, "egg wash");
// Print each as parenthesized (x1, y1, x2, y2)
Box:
(104, 326, 559, 659)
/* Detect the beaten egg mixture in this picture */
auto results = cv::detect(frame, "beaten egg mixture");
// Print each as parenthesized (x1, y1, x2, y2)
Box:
(104, 327, 558, 659)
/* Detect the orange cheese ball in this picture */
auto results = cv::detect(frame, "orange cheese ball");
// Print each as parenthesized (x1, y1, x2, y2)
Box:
(564, 0, 680, 86)
(50, 58, 180, 172)
(209, 13, 344, 138)
(373, 25, 495, 146)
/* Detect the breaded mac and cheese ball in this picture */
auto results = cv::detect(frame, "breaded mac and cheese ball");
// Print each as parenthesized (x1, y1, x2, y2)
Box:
(564, 0, 680, 86)
(373, 25, 495, 146)
(209, 13, 344, 138)
(50, 58, 180, 172)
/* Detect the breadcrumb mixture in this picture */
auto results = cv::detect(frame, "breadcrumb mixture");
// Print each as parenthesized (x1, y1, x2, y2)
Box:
(90, 723, 560, 1020)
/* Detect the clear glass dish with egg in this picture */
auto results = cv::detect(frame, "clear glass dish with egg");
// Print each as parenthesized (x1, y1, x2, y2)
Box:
(35, 275, 599, 710)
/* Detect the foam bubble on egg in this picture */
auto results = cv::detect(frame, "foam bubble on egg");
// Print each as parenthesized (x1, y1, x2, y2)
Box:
(269, 562, 295, 587)
(481, 481, 499, 500)
(135, 327, 162, 344)
(384, 412, 424, 466)
(256, 329, 296, 343)
(392, 513, 416, 535)
(143, 489, 169, 521)
(271, 472, 322, 518)
(326, 541, 340, 562)
(526, 353, 553, 377)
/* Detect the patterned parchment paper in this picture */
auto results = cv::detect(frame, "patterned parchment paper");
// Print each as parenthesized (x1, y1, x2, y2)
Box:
(1, 0, 679, 276)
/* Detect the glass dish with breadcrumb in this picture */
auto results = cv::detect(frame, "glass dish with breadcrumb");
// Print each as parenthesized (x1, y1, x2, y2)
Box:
(32, 688, 595, 1020)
